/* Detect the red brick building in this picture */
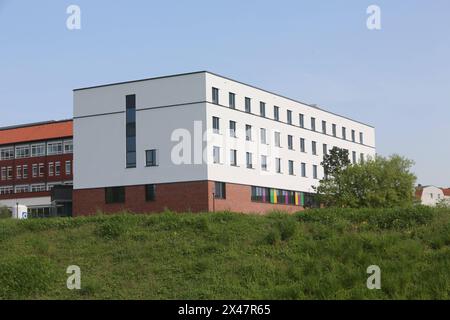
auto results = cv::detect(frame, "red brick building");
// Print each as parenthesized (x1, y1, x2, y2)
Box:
(0, 120, 73, 216)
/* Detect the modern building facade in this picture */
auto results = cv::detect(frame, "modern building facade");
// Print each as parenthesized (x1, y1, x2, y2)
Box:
(73, 71, 376, 215)
(0, 120, 74, 216)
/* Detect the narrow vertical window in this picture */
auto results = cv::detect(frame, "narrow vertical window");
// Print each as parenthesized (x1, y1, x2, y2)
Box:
(65, 161, 72, 175)
(126, 94, 137, 168)
(351, 130, 356, 142)
(322, 121, 327, 134)
(228, 92, 235, 108)
(213, 146, 221, 164)
(274, 106, 280, 121)
(289, 160, 294, 175)
(213, 116, 220, 134)
(276, 158, 282, 173)
(311, 117, 316, 131)
(299, 114, 305, 128)
(145, 184, 156, 201)
(332, 124, 337, 137)
(245, 97, 251, 113)
(229, 120, 236, 137)
(274, 132, 281, 147)
(301, 163, 307, 177)
(260, 102, 266, 117)
(360, 132, 364, 144)
(260, 128, 267, 144)
(323, 144, 328, 156)
(246, 152, 253, 169)
(288, 135, 293, 150)
(300, 138, 306, 153)
(312, 141, 317, 155)
(287, 110, 293, 125)
(245, 125, 252, 141)
(342, 127, 347, 140)
(352, 151, 357, 164)
(313, 165, 318, 179)
(261, 155, 268, 171)
(230, 150, 237, 166)
(212, 87, 219, 104)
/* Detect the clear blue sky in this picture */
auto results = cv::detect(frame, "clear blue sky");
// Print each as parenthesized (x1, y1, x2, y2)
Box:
(1, 0, 449, 186)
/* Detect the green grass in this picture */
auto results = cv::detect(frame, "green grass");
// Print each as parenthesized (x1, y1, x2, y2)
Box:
(0, 206, 449, 300)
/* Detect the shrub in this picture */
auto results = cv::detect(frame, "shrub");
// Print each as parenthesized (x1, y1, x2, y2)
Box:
(0, 206, 11, 219)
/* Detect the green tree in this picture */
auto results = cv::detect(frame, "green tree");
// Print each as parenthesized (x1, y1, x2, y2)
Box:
(0, 206, 12, 219)
(315, 151, 416, 208)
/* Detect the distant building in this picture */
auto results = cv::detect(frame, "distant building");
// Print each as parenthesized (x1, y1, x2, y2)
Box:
(0, 120, 73, 216)
(415, 185, 449, 206)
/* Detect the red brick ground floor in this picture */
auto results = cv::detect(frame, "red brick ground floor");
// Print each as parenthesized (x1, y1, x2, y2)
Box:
(73, 180, 309, 216)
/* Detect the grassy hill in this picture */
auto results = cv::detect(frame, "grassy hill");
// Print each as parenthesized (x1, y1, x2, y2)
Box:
(0, 206, 449, 300)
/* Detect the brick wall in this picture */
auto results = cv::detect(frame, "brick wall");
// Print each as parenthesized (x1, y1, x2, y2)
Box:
(73, 180, 304, 216)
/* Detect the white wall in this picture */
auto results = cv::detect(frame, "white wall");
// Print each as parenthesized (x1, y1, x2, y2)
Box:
(74, 73, 208, 190)
(420, 186, 445, 206)
(204, 73, 376, 192)
(0, 197, 51, 209)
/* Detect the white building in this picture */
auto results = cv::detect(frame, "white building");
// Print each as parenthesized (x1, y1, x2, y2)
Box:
(416, 185, 450, 206)
(73, 71, 376, 215)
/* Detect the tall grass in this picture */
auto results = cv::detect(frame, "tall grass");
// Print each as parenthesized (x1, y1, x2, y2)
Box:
(0, 206, 448, 300)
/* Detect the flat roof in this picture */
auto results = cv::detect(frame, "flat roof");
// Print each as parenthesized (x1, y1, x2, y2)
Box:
(0, 119, 73, 146)
(73, 71, 374, 128)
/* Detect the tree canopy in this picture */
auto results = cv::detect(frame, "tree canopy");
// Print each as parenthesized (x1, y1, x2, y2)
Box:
(314, 147, 416, 208)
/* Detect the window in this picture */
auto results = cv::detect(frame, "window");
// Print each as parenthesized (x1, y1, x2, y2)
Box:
(214, 182, 226, 199)
(213, 146, 221, 164)
(351, 130, 356, 142)
(261, 155, 268, 171)
(311, 118, 316, 131)
(32, 164, 38, 178)
(64, 140, 73, 154)
(288, 135, 294, 150)
(342, 127, 347, 140)
(126, 94, 136, 168)
(245, 125, 252, 141)
(15, 185, 29, 194)
(274, 106, 280, 121)
(212, 87, 219, 104)
(229, 121, 237, 137)
(16, 166, 22, 179)
(212, 116, 220, 134)
(65, 161, 72, 175)
(31, 184, 46, 193)
(0, 186, 13, 195)
(289, 160, 294, 175)
(15, 145, 30, 159)
(276, 158, 282, 173)
(38, 163, 44, 177)
(322, 121, 327, 134)
(312, 141, 317, 155)
(260, 102, 266, 117)
(274, 132, 281, 147)
(0, 147, 14, 160)
(301, 163, 306, 177)
(300, 138, 306, 153)
(360, 132, 364, 144)
(48, 162, 54, 176)
(299, 114, 305, 128)
(7, 166, 12, 180)
(31, 144, 45, 157)
(251, 186, 270, 203)
(230, 150, 237, 166)
(22, 165, 28, 178)
(228, 92, 235, 108)
(313, 165, 318, 179)
(332, 124, 337, 137)
(55, 161, 61, 176)
(145, 184, 156, 202)
(146, 149, 158, 167)
(1, 167, 6, 181)
(47, 142, 63, 156)
(352, 151, 357, 164)
(246, 152, 253, 169)
(245, 97, 251, 113)
(260, 128, 267, 144)
(105, 187, 125, 204)
(287, 110, 293, 124)
(323, 144, 328, 156)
